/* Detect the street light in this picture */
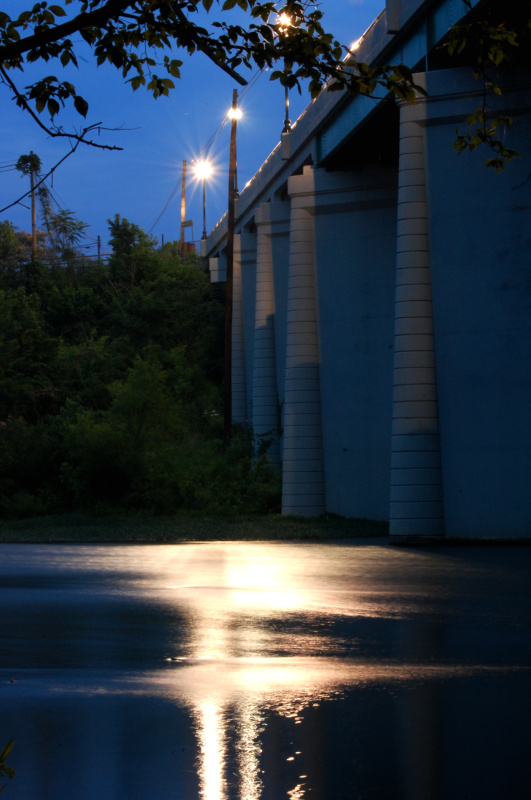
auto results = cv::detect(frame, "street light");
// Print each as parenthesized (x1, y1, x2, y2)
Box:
(227, 105, 242, 197)
(224, 90, 241, 449)
(277, 12, 292, 135)
(194, 159, 212, 239)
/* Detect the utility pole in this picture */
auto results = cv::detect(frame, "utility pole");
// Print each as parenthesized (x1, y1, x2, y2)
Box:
(224, 88, 239, 449)
(30, 151, 37, 254)
(180, 160, 186, 258)
(15, 151, 42, 256)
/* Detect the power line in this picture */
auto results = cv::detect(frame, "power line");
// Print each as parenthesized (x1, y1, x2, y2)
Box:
(148, 68, 265, 234)
(149, 175, 182, 234)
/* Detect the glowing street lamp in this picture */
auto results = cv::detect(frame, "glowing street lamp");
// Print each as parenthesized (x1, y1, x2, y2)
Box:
(277, 12, 292, 135)
(227, 105, 242, 197)
(224, 90, 242, 448)
(194, 159, 212, 239)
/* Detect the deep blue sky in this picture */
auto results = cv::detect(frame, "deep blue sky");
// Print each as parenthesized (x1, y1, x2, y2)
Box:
(1, 1, 384, 254)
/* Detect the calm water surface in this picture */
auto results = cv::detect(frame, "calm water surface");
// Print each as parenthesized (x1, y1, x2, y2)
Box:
(1, 541, 530, 799)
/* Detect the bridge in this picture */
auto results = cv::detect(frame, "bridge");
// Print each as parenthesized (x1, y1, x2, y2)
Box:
(205, 0, 531, 541)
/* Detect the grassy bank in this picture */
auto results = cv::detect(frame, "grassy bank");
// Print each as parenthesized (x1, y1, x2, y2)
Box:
(0, 513, 388, 543)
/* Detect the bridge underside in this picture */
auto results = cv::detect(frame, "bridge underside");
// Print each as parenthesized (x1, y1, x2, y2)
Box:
(207, 5, 531, 540)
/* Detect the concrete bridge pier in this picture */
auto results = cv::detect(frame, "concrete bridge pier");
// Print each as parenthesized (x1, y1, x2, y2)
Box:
(282, 166, 326, 515)
(390, 80, 445, 542)
(251, 204, 280, 465)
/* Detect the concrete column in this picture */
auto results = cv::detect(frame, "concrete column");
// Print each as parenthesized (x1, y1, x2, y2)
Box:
(252, 204, 280, 464)
(232, 233, 247, 425)
(282, 167, 326, 515)
(390, 82, 444, 541)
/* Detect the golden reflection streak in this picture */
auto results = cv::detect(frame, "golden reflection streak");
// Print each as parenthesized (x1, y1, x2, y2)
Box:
(288, 784, 306, 799)
(195, 700, 227, 800)
(237, 699, 263, 800)
(148, 542, 504, 800)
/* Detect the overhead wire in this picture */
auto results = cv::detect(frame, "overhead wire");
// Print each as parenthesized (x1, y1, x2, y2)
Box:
(4, 65, 266, 238)
(38, 177, 100, 249)
(148, 175, 183, 233)
(148, 67, 265, 234)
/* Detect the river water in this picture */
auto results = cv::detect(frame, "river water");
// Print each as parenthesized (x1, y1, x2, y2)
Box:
(1, 541, 530, 799)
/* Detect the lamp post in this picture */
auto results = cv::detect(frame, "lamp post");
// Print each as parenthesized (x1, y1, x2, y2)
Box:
(180, 160, 186, 258)
(227, 104, 242, 196)
(282, 81, 291, 134)
(224, 89, 241, 449)
(194, 159, 212, 240)
(277, 12, 292, 135)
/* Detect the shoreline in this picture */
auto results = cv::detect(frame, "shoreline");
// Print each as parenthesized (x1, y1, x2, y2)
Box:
(0, 513, 388, 543)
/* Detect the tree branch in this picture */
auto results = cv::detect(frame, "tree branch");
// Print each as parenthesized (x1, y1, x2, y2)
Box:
(172, 6, 248, 85)
(0, 0, 132, 62)
(0, 65, 124, 151)
(0, 0, 248, 86)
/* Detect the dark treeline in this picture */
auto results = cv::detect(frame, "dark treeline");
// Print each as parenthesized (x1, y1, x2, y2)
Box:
(0, 215, 280, 518)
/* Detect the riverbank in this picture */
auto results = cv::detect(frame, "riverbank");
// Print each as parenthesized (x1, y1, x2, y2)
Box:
(0, 513, 388, 543)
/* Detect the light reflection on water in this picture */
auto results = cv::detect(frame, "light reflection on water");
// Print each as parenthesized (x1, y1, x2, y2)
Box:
(2, 541, 531, 799)
(235, 699, 262, 800)
(195, 699, 227, 800)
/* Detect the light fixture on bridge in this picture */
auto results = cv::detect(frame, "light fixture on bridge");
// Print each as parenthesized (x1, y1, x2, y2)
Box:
(226, 104, 242, 197)
(276, 12, 292, 135)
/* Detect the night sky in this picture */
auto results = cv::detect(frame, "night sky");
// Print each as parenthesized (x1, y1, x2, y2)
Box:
(1, 1, 384, 254)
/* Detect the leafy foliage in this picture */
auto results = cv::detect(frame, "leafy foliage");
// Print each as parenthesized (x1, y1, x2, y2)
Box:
(0, 1, 528, 167)
(39, 187, 90, 268)
(0, 215, 280, 518)
(0, 1, 426, 147)
(0, 221, 36, 282)
(446, 0, 528, 170)
(15, 152, 41, 176)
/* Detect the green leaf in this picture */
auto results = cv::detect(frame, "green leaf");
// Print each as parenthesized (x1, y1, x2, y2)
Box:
(202, 0, 213, 10)
(47, 98, 60, 117)
(0, 765, 14, 779)
(49, 5, 67, 16)
(6, 24, 20, 41)
(0, 740, 14, 763)
(492, 48, 505, 66)
(73, 95, 89, 117)
(0, 738, 15, 792)
(167, 59, 182, 78)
